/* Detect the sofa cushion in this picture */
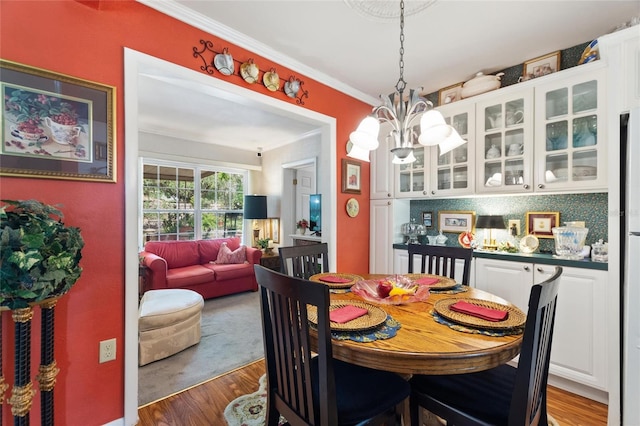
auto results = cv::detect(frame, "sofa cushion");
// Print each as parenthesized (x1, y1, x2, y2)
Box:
(213, 242, 247, 264)
(167, 265, 215, 287)
(205, 263, 255, 281)
(145, 241, 200, 269)
(198, 237, 241, 263)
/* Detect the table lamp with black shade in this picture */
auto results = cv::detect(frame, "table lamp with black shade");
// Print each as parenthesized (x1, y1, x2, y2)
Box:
(475, 215, 506, 251)
(244, 195, 267, 247)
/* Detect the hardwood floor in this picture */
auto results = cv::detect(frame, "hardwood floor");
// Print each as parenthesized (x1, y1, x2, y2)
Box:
(137, 359, 608, 425)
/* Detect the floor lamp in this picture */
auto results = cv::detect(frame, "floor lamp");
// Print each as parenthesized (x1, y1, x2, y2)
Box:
(243, 195, 267, 247)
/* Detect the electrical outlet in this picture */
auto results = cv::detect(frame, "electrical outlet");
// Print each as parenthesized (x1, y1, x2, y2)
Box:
(508, 219, 521, 236)
(99, 338, 116, 363)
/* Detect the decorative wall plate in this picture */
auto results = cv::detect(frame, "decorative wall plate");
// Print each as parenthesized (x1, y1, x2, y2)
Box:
(346, 198, 359, 217)
(263, 68, 280, 91)
(240, 59, 259, 84)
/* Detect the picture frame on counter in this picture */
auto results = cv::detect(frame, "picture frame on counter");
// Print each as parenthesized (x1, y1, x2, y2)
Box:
(422, 211, 434, 228)
(0, 59, 116, 182)
(341, 158, 361, 194)
(438, 210, 476, 233)
(525, 211, 560, 238)
(523, 51, 561, 80)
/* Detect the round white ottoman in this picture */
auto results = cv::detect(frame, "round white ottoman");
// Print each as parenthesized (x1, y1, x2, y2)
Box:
(138, 289, 204, 366)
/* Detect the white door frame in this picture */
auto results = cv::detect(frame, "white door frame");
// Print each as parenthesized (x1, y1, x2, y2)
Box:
(123, 48, 336, 425)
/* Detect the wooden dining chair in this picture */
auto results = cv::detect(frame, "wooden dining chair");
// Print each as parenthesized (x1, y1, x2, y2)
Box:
(409, 266, 563, 426)
(407, 244, 473, 285)
(278, 242, 329, 279)
(254, 265, 410, 426)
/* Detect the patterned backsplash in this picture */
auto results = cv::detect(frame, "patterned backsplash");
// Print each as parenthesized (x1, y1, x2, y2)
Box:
(409, 192, 608, 253)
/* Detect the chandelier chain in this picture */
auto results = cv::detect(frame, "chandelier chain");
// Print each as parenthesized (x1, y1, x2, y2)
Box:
(395, 0, 406, 94)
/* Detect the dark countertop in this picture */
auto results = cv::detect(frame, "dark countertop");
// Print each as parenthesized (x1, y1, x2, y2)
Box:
(392, 244, 608, 271)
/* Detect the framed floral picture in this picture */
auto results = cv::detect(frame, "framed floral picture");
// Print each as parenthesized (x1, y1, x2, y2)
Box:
(0, 59, 116, 182)
(438, 210, 476, 233)
(526, 211, 560, 238)
(341, 158, 361, 194)
(523, 51, 561, 81)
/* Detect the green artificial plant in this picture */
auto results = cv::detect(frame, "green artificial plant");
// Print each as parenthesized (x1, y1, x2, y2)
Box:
(0, 199, 84, 309)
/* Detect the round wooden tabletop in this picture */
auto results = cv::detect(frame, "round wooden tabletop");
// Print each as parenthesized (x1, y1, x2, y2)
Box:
(317, 274, 523, 375)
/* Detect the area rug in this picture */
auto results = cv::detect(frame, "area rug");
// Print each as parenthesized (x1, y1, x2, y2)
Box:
(224, 374, 559, 426)
(138, 290, 264, 406)
(224, 374, 286, 426)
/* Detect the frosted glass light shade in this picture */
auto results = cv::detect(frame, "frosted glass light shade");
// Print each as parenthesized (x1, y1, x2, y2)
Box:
(349, 116, 380, 150)
(392, 150, 416, 164)
(346, 143, 371, 162)
(438, 128, 467, 155)
(418, 110, 452, 146)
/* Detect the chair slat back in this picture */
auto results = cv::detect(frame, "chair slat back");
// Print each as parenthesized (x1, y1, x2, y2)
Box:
(255, 265, 338, 426)
(407, 244, 473, 285)
(510, 266, 563, 426)
(279, 243, 329, 279)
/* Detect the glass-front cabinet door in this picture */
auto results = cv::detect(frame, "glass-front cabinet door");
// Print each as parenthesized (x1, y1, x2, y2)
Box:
(475, 88, 534, 194)
(431, 103, 475, 196)
(396, 145, 429, 198)
(534, 65, 607, 191)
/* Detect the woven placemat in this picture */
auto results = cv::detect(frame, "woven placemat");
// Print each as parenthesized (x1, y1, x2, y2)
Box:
(434, 298, 526, 330)
(309, 273, 364, 289)
(431, 311, 524, 337)
(403, 274, 458, 290)
(307, 301, 387, 331)
(428, 284, 469, 294)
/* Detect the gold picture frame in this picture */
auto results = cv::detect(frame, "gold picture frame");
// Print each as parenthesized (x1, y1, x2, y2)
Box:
(438, 82, 463, 106)
(438, 210, 476, 234)
(523, 51, 561, 80)
(1, 59, 116, 182)
(525, 211, 560, 238)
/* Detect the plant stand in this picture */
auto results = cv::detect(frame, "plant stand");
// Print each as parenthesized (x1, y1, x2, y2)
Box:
(1, 298, 60, 426)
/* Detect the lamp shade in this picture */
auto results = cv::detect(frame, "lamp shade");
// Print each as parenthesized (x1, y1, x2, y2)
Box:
(346, 143, 371, 162)
(243, 195, 268, 219)
(475, 215, 506, 229)
(349, 115, 380, 150)
(438, 128, 467, 155)
(418, 110, 452, 146)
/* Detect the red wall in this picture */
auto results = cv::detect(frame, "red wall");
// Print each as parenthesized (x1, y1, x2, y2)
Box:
(0, 1, 371, 423)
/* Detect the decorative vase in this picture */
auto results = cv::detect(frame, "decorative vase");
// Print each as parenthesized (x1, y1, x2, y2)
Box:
(297, 228, 306, 235)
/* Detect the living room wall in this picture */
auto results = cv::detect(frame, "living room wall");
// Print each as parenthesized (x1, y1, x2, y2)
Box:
(0, 1, 371, 424)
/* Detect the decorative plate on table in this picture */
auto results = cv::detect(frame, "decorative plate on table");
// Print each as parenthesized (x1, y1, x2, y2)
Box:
(351, 275, 433, 305)
(307, 300, 387, 331)
(309, 273, 364, 289)
(434, 298, 526, 330)
(519, 235, 539, 253)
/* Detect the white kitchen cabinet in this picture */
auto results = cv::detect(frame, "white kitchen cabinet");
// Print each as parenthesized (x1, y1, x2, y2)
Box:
(474, 258, 608, 400)
(370, 199, 409, 274)
(475, 87, 535, 194)
(370, 123, 395, 200)
(396, 145, 431, 198)
(600, 25, 640, 111)
(533, 65, 608, 192)
(430, 103, 476, 197)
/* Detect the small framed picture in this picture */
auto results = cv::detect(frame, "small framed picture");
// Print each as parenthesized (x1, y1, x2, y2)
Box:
(438, 82, 463, 106)
(525, 211, 560, 238)
(523, 51, 561, 80)
(270, 218, 280, 243)
(341, 158, 361, 194)
(438, 210, 476, 234)
(422, 211, 433, 228)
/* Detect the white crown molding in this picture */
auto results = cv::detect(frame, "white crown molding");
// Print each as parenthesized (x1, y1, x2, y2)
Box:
(136, 0, 379, 106)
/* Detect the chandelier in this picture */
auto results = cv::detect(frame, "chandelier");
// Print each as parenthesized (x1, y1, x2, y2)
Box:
(347, 0, 466, 164)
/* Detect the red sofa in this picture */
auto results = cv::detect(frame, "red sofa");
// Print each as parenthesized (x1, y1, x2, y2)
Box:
(140, 238, 262, 300)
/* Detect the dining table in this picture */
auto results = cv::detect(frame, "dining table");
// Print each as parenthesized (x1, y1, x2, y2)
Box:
(310, 273, 524, 376)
